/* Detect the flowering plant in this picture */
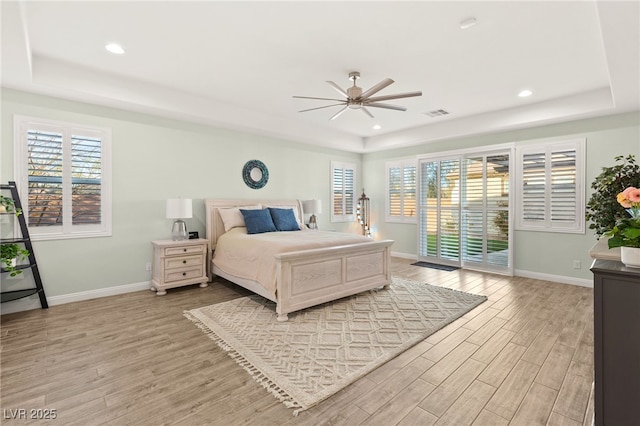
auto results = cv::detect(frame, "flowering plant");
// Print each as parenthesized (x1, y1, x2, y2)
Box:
(586, 155, 639, 236)
(605, 186, 640, 248)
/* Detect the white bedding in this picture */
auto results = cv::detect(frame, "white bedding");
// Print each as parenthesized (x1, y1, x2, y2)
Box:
(212, 227, 374, 298)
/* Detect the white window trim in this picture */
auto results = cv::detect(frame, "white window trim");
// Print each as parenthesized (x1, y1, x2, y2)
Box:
(515, 138, 585, 234)
(385, 159, 417, 223)
(13, 115, 112, 241)
(330, 160, 356, 223)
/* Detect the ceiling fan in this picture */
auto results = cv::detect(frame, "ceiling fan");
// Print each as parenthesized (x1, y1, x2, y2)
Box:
(293, 71, 422, 120)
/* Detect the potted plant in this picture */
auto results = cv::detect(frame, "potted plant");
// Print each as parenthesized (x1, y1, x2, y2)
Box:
(0, 194, 22, 216)
(602, 187, 640, 267)
(1, 243, 30, 276)
(586, 155, 640, 236)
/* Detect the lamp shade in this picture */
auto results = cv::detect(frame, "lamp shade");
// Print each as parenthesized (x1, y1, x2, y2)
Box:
(166, 198, 192, 219)
(303, 199, 322, 215)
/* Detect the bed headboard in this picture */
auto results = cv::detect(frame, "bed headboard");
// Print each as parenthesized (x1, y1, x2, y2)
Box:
(205, 199, 305, 251)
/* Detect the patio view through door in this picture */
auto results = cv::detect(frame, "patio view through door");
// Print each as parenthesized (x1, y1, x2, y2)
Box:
(418, 151, 512, 274)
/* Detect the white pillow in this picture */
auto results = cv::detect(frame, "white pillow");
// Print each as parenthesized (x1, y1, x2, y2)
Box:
(218, 205, 261, 232)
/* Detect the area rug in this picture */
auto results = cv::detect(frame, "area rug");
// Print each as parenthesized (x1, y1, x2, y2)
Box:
(184, 276, 486, 415)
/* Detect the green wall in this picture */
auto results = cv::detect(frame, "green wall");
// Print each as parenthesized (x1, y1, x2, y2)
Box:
(1, 88, 361, 298)
(363, 112, 640, 282)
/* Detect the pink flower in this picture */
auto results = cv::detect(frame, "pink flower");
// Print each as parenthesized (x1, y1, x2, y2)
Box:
(618, 186, 640, 210)
(627, 188, 640, 203)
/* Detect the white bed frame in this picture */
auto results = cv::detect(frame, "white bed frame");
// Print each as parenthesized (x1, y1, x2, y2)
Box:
(205, 199, 394, 321)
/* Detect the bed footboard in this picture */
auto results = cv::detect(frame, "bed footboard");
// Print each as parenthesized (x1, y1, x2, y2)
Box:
(274, 240, 393, 321)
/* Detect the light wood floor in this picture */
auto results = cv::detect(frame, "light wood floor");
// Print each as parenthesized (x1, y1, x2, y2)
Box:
(1, 258, 594, 425)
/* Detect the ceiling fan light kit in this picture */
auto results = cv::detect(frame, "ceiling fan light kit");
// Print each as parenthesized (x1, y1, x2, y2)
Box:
(293, 71, 422, 120)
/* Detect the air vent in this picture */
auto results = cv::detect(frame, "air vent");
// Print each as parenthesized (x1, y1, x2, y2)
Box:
(424, 109, 450, 117)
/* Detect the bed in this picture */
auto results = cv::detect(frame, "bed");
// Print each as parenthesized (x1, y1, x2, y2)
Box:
(205, 199, 394, 321)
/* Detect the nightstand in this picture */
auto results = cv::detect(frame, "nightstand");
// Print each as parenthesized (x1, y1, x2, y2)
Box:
(151, 239, 209, 295)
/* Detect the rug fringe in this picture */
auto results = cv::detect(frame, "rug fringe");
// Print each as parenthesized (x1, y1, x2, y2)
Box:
(184, 311, 305, 415)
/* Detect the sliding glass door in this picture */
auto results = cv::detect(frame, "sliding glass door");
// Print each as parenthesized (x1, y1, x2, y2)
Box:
(419, 157, 461, 266)
(418, 151, 512, 274)
(461, 154, 511, 273)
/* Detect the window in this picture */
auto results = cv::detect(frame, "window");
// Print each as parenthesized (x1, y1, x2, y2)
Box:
(515, 139, 585, 233)
(386, 160, 417, 222)
(331, 161, 355, 222)
(14, 115, 112, 240)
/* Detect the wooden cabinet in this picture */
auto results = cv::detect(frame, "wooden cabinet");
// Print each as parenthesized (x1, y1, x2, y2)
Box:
(591, 259, 640, 426)
(151, 239, 208, 295)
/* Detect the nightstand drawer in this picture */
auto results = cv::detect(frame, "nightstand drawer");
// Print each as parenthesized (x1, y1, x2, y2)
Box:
(165, 266, 204, 283)
(165, 254, 203, 270)
(164, 244, 205, 256)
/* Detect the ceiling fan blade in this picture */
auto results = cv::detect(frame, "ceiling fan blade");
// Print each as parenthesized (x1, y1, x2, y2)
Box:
(361, 107, 374, 118)
(293, 96, 345, 102)
(360, 78, 394, 100)
(365, 91, 422, 103)
(298, 103, 345, 113)
(326, 81, 349, 98)
(329, 105, 349, 121)
(365, 102, 407, 111)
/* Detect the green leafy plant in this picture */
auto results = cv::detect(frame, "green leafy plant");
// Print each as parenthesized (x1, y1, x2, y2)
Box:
(586, 155, 640, 236)
(0, 195, 22, 217)
(1, 243, 30, 277)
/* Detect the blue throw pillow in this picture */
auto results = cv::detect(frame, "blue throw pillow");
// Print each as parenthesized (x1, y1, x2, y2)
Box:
(240, 209, 277, 234)
(268, 207, 300, 232)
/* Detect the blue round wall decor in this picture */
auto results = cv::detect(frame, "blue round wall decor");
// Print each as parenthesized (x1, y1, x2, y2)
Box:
(242, 159, 269, 189)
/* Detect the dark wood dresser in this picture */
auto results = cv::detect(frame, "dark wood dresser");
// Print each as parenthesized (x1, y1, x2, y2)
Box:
(591, 259, 640, 426)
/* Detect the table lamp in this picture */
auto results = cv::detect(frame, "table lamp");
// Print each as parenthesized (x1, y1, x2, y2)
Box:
(166, 198, 192, 240)
(303, 199, 322, 230)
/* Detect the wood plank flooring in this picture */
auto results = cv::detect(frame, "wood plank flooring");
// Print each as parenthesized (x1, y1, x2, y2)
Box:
(0, 258, 594, 425)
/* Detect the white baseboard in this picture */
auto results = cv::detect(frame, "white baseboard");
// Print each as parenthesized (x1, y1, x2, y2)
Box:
(514, 269, 593, 288)
(1, 281, 151, 315)
(391, 251, 418, 260)
(391, 251, 592, 288)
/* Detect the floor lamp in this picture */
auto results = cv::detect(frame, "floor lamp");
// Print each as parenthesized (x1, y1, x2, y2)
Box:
(357, 190, 371, 237)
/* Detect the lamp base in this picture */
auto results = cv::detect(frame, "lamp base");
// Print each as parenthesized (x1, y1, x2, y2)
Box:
(308, 214, 318, 230)
(171, 219, 188, 241)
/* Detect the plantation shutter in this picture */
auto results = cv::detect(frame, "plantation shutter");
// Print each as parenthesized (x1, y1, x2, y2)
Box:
(516, 140, 584, 233)
(521, 152, 546, 223)
(71, 135, 102, 225)
(27, 130, 64, 227)
(15, 115, 112, 240)
(386, 160, 417, 222)
(404, 164, 416, 218)
(388, 165, 402, 217)
(550, 150, 577, 223)
(331, 161, 355, 222)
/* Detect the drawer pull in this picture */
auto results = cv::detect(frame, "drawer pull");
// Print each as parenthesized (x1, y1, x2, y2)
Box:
(183, 248, 187, 252)
(182, 272, 187, 276)
(183, 260, 187, 264)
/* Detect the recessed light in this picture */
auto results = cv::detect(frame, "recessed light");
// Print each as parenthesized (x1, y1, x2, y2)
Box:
(372, 124, 382, 130)
(105, 43, 125, 55)
(518, 89, 533, 98)
(460, 17, 477, 30)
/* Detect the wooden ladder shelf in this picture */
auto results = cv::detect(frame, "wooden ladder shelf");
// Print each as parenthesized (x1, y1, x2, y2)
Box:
(1, 181, 48, 308)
